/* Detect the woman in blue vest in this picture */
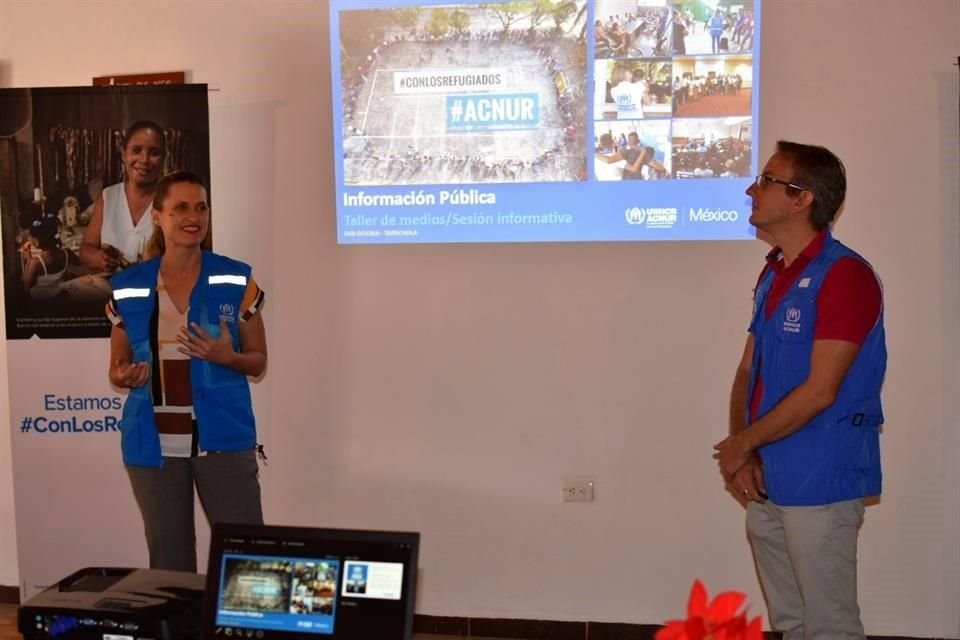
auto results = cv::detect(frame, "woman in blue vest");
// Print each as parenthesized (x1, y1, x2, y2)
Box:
(708, 9, 725, 54)
(107, 170, 267, 572)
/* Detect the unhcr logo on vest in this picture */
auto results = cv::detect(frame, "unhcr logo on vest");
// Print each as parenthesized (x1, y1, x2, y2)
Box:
(219, 302, 236, 323)
(783, 307, 802, 333)
(625, 206, 677, 229)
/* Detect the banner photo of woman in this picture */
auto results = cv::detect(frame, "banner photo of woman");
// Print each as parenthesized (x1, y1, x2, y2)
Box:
(0, 84, 210, 340)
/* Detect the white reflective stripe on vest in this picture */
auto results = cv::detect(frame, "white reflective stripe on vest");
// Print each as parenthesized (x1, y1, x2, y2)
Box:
(208, 275, 247, 286)
(113, 287, 152, 300)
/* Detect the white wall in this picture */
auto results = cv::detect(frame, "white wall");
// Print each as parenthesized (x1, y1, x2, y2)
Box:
(1, 0, 958, 636)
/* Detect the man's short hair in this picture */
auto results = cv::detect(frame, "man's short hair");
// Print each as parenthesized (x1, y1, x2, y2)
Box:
(776, 140, 846, 231)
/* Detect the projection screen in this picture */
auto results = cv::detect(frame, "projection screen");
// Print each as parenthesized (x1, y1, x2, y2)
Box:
(331, 0, 761, 243)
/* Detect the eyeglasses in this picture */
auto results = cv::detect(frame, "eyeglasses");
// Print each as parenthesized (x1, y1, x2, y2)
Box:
(753, 174, 809, 191)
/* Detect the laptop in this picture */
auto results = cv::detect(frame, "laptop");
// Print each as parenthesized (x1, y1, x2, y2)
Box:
(202, 523, 419, 640)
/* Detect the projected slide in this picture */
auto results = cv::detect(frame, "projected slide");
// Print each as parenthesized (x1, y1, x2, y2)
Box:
(330, 0, 760, 243)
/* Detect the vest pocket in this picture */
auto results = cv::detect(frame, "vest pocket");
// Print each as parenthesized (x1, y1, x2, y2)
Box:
(204, 288, 244, 330)
(771, 297, 813, 378)
(772, 336, 811, 383)
(762, 424, 837, 503)
(830, 417, 881, 498)
(763, 413, 880, 505)
(197, 384, 255, 451)
(117, 304, 154, 343)
(120, 393, 162, 466)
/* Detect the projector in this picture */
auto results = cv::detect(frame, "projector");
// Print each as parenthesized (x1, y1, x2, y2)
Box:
(18, 567, 205, 640)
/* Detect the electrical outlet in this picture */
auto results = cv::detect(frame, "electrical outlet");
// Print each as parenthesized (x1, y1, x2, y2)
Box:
(562, 477, 594, 502)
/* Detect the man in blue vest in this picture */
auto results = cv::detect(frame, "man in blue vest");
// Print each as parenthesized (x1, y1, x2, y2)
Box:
(714, 141, 885, 640)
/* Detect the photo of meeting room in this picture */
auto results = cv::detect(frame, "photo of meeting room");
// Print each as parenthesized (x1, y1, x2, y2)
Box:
(672, 1, 754, 56)
(0, 85, 210, 340)
(671, 117, 751, 178)
(594, 0, 671, 58)
(593, 59, 672, 120)
(672, 55, 751, 117)
(593, 120, 670, 181)
(290, 561, 337, 615)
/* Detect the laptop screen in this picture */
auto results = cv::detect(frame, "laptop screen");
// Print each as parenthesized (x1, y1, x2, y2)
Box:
(203, 523, 419, 639)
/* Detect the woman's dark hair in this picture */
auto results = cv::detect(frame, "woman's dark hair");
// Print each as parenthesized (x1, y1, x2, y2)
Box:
(123, 120, 166, 153)
(28, 214, 61, 250)
(144, 171, 209, 258)
(776, 140, 847, 231)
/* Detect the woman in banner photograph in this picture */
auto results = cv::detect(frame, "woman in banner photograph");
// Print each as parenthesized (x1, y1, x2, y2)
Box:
(106, 170, 268, 572)
(80, 120, 166, 272)
(19, 212, 80, 299)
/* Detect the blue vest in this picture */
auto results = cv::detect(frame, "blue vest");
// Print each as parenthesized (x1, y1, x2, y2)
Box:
(111, 251, 256, 467)
(747, 233, 886, 506)
(709, 15, 725, 35)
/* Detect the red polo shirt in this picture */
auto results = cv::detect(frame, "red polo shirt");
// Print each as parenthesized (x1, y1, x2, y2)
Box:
(749, 230, 883, 422)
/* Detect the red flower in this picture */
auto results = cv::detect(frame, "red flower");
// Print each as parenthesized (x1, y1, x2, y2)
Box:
(655, 580, 763, 640)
